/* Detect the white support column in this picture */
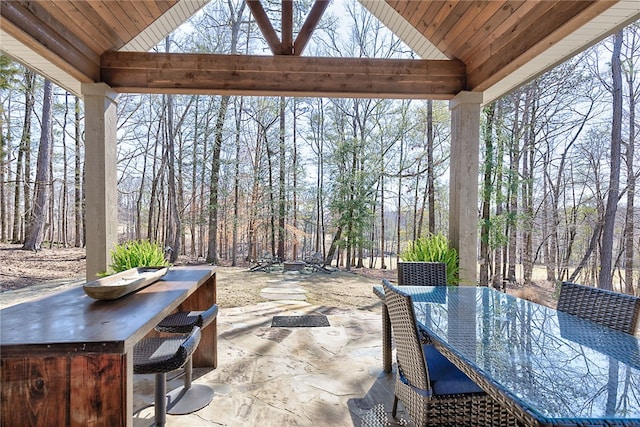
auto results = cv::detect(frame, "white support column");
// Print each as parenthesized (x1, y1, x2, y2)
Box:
(448, 91, 483, 285)
(81, 83, 118, 281)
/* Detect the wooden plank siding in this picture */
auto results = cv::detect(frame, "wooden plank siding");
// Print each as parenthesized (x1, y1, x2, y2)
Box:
(39, 1, 111, 55)
(467, 1, 613, 90)
(0, 1, 101, 81)
(438, 1, 507, 57)
(384, 0, 610, 92)
(428, 1, 477, 53)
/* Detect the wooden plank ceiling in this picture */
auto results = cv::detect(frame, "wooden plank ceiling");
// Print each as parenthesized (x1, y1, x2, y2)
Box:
(1, 0, 639, 101)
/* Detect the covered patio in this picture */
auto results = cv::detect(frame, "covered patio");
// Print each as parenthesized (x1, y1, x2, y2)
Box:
(2, 1, 640, 426)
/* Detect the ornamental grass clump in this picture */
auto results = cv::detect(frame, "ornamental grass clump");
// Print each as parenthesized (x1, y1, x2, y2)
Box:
(400, 233, 459, 285)
(109, 240, 169, 273)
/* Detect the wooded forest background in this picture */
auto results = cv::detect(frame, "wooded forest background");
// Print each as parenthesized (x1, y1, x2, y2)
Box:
(0, 1, 638, 295)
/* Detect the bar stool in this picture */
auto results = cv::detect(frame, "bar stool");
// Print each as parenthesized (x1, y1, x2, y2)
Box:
(133, 326, 201, 427)
(155, 304, 218, 414)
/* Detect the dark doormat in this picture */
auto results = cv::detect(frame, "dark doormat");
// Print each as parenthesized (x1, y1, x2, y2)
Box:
(271, 315, 330, 328)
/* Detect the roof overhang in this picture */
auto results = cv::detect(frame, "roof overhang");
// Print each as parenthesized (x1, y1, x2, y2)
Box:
(1, 1, 639, 102)
(0, 0, 209, 97)
(360, 0, 640, 104)
(482, 1, 640, 103)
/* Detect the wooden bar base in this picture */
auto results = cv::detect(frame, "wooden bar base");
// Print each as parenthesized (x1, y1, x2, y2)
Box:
(1, 267, 216, 427)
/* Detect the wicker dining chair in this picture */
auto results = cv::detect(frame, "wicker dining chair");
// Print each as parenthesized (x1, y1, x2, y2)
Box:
(382, 280, 517, 426)
(397, 262, 447, 287)
(557, 281, 640, 335)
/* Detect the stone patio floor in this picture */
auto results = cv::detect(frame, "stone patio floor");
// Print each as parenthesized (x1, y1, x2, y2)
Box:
(133, 299, 410, 426)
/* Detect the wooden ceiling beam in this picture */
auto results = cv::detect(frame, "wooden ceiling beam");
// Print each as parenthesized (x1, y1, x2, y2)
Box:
(282, 0, 293, 54)
(101, 52, 466, 99)
(294, 0, 330, 56)
(0, 0, 100, 82)
(246, 0, 281, 55)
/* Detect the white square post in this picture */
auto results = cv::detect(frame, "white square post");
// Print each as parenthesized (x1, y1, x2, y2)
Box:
(449, 91, 483, 285)
(81, 83, 118, 281)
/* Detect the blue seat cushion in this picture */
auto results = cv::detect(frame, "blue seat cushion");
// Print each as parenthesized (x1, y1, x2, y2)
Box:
(424, 344, 484, 395)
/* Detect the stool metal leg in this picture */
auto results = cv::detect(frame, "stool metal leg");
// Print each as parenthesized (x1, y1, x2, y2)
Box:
(166, 356, 215, 415)
(155, 372, 167, 427)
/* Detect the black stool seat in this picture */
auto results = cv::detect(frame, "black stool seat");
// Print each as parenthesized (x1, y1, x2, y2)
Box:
(156, 304, 218, 333)
(134, 327, 200, 426)
(154, 304, 218, 415)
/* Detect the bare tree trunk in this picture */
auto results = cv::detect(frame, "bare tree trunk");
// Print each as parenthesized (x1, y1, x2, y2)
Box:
(599, 30, 623, 291)
(47, 135, 54, 248)
(136, 126, 152, 241)
(81, 152, 86, 248)
(277, 96, 286, 260)
(493, 101, 505, 288)
(206, 1, 244, 263)
(22, 75, 33, 242)
(190, 96, 200, 258)
(74, 95, 82, 247)
(176, 114, 186, 257)
(380, 143, 387, 269)
(522, 86, 536, 285)
(426, 100, 435, 235)
(623, 32, 636, 295)
(569, 221, 603, 283)
(164, 89, 181, 263)
(61, 94, 69, 247)
(355, 103, 368, 270)
(198, 142, 206, 258)
(0, 97, 9, 242)
(325, 226, 342, 266)
(506, 95, 521, 284)
(314, 99, 325, 255)
(411, 171, 422, 244)
(23, 79, 52, 251)
(266, 133, 276, 257)
(543, 159, 552, 281)
(292, 98, 299, 261)
(198, 103, 211, 258)
(147, 112, 165, 242)
(560, 181, 580, 282)
(232, 97, 243, 266)
(396, 119, 404, 263)
(480, 103, 495, 287)
(12, 70, 35, 243)
(206, 95, 230, 264)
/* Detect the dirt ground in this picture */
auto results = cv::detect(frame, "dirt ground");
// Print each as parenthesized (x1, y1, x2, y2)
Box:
(0, 243, 556, 309)
(0, 243, 87, 291)
(0, 243, 398, 309)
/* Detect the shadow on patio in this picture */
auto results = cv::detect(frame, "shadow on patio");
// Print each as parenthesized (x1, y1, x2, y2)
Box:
(133, 299, 408, 426)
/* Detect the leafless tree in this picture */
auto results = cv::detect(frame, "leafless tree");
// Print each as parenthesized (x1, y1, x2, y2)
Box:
(23, 79, 52, 251)
(599, 30, 624, 291)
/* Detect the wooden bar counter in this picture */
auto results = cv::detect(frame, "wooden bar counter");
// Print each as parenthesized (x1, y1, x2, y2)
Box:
(1, 267, 216, 427)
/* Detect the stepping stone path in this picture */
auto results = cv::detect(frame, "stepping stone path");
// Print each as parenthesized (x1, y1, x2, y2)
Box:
(259, 276, 308, 301)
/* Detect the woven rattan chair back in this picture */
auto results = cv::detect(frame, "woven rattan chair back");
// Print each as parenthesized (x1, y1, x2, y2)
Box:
(397, 262, 447, 287)
(382, 279, 431, 425)
(558, 282, 640, 335)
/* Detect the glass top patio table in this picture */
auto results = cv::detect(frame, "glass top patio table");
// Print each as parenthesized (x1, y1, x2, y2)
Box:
(374, 285, 640, 426)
